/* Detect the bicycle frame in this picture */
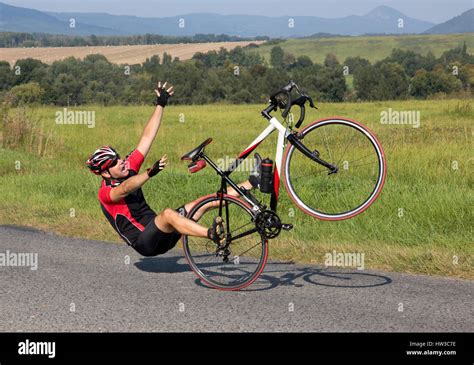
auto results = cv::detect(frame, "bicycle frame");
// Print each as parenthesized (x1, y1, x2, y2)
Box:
(201, 115, 337, 214)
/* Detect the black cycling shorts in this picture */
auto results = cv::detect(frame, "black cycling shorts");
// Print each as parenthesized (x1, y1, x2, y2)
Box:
(133, 214, 182, 257)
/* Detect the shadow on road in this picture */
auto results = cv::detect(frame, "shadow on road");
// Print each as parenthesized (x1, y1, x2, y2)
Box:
(240, 264, 393, 292)
(134, 255, 189, 273)
(135, 255, 393, 292)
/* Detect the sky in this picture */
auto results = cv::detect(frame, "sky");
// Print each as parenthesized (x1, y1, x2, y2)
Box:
(2, 0, 473, 23)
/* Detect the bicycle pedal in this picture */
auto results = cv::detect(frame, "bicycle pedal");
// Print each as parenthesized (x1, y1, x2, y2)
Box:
(281, 223, 293, 231)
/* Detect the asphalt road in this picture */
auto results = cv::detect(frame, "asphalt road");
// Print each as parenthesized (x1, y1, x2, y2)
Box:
(1, 225, 472, 332)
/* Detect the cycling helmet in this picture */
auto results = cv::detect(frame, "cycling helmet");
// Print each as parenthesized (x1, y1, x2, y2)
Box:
(86, 146, 120, 175)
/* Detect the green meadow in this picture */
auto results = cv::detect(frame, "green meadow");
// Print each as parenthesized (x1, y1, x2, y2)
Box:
(252, 33, 474, 64)
(1, 100, 472, 278)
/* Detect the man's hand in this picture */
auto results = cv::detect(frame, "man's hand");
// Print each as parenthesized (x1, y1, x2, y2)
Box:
(147, 154, 168, 177)
(154, 81, 174, 108)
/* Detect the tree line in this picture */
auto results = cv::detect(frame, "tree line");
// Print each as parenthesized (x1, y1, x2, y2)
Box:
(0, 32, 269, 48)
(0, 43, 472, 106)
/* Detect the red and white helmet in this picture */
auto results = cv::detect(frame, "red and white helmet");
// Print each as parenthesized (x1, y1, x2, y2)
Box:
(86, 146, 120, 175)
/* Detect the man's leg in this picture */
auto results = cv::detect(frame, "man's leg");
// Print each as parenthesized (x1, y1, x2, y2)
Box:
(154, 208, 208, 237)
(155, 179, 254, 237)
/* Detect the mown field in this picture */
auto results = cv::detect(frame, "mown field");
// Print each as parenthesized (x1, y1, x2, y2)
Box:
(0, 100, 472, 279)
(253, 33, 474, 64)
(0, 41, 264, 66)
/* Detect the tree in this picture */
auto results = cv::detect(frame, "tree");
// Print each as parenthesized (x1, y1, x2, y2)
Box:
(384, 49, 425, 77)
(229, 89, 253, 104)
(376, 62, 409, 100)
(270, 46, 285, 69)
(90, 34, 99, 46)
(47, 73, 84, 106)
(460, 64, 474, 88)
(303, 66, 346, 102)
(142, 55, 161, 74)
(0, 61, 14, 91)
(162, 52, 173, 67)
(439, 44, 473, 65)
(344, 56, 370, 76)
(294, 55, 313, 69)
(410, 69, 462, 98)
(249, 64, 267, 78)
(353, 65, 381, 100)
(324, 53, 339, 68)
(281, 52, 294, 68)
(12, 58, 47, 85)
(410, 69, 431, 98)
(9, 82, 45, 106)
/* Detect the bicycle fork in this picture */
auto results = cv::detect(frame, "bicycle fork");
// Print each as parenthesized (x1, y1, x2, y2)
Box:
(287, 133, 339, 174)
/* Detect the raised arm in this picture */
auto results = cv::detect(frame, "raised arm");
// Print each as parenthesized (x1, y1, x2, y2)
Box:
(136, 81, 174, 158)
(109, 155, 168, 202)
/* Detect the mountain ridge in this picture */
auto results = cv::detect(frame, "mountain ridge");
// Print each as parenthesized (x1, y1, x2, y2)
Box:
(3, 2, 471, 37)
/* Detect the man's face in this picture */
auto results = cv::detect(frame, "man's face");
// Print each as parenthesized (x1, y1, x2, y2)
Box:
(102, 157, 129, 180)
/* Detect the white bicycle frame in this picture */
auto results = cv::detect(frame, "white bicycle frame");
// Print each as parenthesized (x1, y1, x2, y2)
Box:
(224, 116, 290, 210)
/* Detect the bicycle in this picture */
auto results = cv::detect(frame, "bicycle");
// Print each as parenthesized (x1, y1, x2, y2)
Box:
(180, 81, 386, 290)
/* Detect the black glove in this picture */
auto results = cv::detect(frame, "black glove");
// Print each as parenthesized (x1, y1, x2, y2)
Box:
(147, 156, 167, 177)
(154, 88, 170, 108)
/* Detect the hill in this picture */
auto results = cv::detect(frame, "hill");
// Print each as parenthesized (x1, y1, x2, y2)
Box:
(1, 2, 435, 37)
(424, 9, 474, 34)
(0, 2, 119, 35)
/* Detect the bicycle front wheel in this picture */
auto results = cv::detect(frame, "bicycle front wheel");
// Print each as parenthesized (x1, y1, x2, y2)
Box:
(283, 117, 386, 220)
(183, 194, 268, 291)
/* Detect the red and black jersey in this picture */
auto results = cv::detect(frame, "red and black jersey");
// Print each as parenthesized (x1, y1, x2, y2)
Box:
(98, 149, 156, 246)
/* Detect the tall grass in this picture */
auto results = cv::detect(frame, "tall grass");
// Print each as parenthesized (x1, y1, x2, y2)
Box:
(0, 103, 63, 157)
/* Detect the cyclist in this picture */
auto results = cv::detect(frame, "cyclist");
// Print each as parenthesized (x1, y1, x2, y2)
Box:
(86, 82, 259, 257)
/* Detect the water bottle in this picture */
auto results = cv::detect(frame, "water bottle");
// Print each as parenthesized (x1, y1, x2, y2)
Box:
(260, 158, 273, 193)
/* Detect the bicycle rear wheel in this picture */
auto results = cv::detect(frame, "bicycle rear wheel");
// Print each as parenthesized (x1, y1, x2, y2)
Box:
(182, 194, 268, 291)
(283, 117, 386, 220)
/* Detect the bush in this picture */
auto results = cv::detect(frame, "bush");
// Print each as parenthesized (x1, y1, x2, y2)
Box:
(410, 69, 462, 98)
(8, 82, 45, 106)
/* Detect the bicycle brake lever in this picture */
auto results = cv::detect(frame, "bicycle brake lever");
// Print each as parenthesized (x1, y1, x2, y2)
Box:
(309, 98, 317, 109)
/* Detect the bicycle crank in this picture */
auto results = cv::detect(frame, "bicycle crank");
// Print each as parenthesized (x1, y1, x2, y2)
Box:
(255, 210, 282, 239)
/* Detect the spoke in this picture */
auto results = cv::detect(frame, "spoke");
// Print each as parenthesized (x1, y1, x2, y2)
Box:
(322, 126, 333, 163)
(235, 241, 262, 258)
(229, 220, 253, 235)
(346, 161, 378, 170)
(346, 153, 375, 165)
(291, 168, 331, 180)
(335, 130, 358, 167)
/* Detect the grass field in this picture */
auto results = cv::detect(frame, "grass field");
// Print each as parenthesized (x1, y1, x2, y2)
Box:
(0, 100, 472, 279)
(252, 33, 474, 64)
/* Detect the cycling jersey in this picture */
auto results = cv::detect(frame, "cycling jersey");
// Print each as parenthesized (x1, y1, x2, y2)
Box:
(98, 149, 157, 246)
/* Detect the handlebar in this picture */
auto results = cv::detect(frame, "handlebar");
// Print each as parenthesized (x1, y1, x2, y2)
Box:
(261, 80, 317, 128)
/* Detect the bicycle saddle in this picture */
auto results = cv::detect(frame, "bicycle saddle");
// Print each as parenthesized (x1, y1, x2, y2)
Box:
(181, 138, 212, 161)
